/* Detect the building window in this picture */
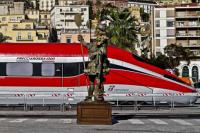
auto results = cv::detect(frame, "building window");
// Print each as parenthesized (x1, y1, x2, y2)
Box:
(25, 24, 31, 29)
(65, 22, 69, 26)
(156, 39, 160, 47)
(182, 66, 189, 77)
(6, 63, 33, 76)
(81, 8, 86, 12)
(28, 33, 32, 40)
(156, 29, 160, 37)
(66, 37, 71, 43)
(177, 21, 185, 27)
(155, 11, 160, 18)
(2, 17, 6, 21)
(13, 24, 18, 29)
(192, 66, 198, 83)
(167, 20, 174, 27)
(155, 20, 160, 27)
(17, 33, 21, 40)
(167, 29, 175, 37)
(166, 10, 174, 17)
(42, 63, 55, 76)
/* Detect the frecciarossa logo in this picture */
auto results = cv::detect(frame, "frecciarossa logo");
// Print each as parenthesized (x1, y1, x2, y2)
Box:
(16, 57, 55, 62)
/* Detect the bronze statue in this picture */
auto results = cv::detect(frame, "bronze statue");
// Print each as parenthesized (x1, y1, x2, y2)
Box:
(78, 24, 109, 102)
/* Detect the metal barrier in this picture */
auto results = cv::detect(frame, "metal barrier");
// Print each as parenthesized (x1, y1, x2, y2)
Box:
(0, 92, 199, 111)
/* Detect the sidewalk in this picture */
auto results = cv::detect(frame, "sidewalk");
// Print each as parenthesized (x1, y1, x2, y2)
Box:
(0, 105, 200, 118)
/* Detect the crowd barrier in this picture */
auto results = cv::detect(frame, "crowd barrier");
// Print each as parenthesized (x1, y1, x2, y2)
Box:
(0, 92, 199, 111)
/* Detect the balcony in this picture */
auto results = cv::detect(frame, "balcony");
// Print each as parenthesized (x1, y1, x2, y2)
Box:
(176, 12, 200, 19)
(176, 22, 200, 28)
(176, 33, 200, 39)
(177, 43, 200, 48)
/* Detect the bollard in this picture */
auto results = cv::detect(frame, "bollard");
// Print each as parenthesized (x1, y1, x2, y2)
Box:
(23, 94, 27, 111)
(134, 100, 138, 111)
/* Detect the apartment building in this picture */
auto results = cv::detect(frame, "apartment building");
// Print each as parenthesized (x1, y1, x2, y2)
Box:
(157, 0, 195, 5)
(40, 0, 56, 11)
(51, 5, 89, 41)
(0, 2, 24, 15)
(40, 11, 51, 27)
(153, 7, 175, 56)
(60, 29, 95, 43)
(176, 5, 200, 83)
(128, 0, 158, 13)
(25, 9, 40, 22)
(175, 6, 200, 48)
(0, 20, 49, 43)
(153, 4, 200, 83)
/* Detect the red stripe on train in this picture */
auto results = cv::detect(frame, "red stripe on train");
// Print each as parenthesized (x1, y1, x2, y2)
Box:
(0, 69, 194, 93)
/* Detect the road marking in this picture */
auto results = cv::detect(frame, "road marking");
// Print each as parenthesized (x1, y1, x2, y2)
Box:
(0, 118, 6, 121)
(9, 119, 27, 123)
(35, 119, 48, 122)
(148, 119, 168, 125)
(171, 119, 193, 125)
(61, 119, 73, 124)
(129, 119, 144, 124)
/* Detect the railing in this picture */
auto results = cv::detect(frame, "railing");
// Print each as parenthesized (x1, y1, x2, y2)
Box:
(0, 92, 199, 111)
(176, 23, 200, 27)
(176, 13, 200, 18)
(176, 33, 200, 37)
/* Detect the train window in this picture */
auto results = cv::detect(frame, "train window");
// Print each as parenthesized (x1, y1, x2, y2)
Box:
(80, 62, 84, 74)
(0, 63, 6, 76)
(42, 63, 55, 76)
(6, 63, 33, 76)
(33, 63, 41, 76)
(63, 63, 79, 76)
(55, 63, 62, 76)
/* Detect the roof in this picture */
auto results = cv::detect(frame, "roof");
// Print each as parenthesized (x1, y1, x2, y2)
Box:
(0, 43, 178, 79)
(128, 0, 157, 4)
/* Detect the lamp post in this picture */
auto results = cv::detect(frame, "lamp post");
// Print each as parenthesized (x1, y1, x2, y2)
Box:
(74, 13, 86, 69)
(90, 19, 92, 43)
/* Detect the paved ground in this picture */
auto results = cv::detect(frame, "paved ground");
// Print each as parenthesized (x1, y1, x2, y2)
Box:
(0, 104, 200, 133)
(0, 117, 200, 133)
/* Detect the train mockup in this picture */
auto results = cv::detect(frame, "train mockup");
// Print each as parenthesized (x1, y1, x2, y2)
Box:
(0, 43, 198, 104)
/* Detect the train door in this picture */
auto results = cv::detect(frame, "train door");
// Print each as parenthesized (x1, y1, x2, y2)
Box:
(61, 62, 84, 87)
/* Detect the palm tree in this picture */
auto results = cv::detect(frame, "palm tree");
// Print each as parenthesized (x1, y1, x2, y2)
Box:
(99, 6, 138, 53)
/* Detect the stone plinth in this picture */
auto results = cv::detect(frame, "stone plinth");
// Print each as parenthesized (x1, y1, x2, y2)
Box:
(77, 101, 112, 125)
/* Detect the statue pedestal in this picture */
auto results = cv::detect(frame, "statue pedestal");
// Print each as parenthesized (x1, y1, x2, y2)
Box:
(77, 101, 112, 125)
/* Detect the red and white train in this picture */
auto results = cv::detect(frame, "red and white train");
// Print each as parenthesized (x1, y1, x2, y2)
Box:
(0, 43, 198, 104)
